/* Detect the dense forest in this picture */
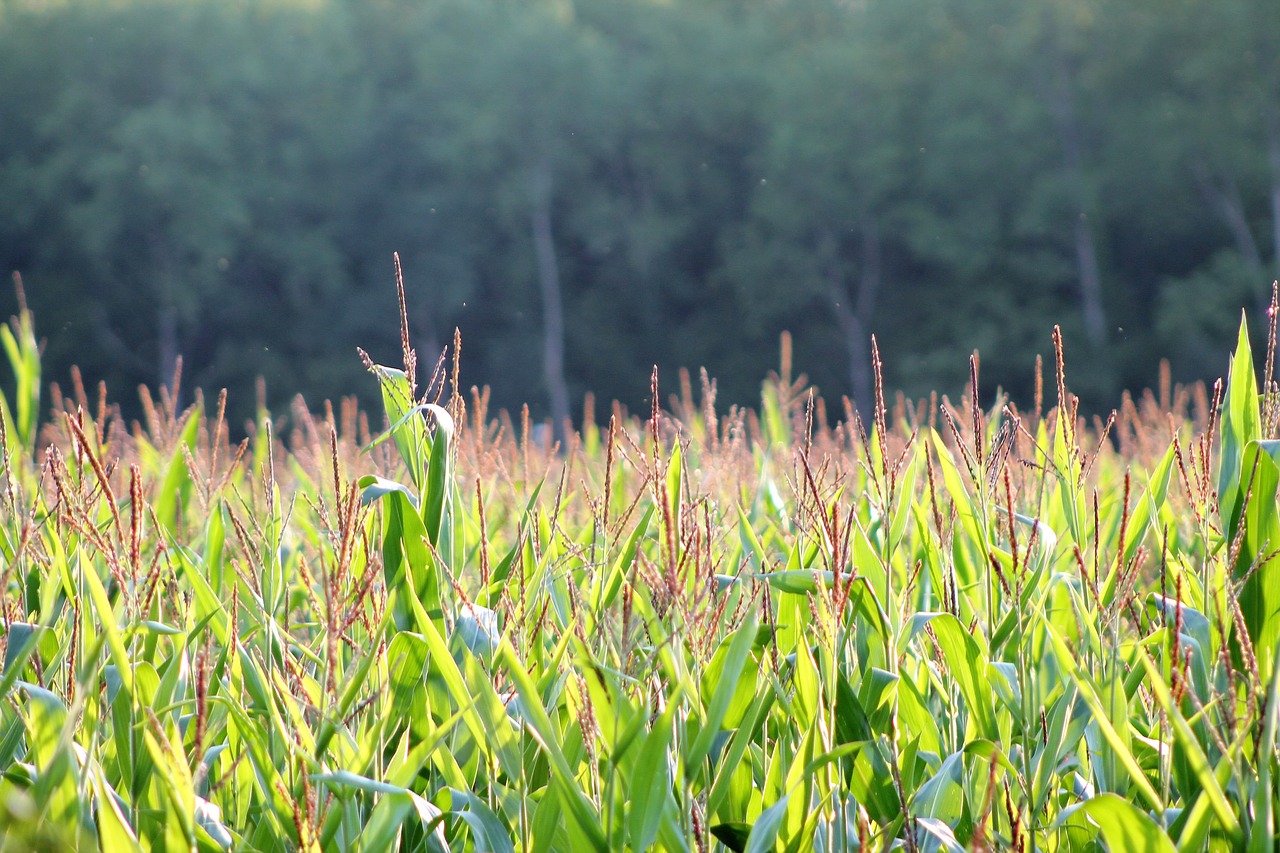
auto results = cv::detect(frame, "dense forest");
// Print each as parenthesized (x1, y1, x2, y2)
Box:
(0, 0, 1276, 427)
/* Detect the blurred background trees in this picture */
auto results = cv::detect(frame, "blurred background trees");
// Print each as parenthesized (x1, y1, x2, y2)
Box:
(0, 0, 1275, 427)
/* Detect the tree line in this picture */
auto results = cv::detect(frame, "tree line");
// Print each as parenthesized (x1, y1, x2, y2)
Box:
(0, 0, 1276, 428)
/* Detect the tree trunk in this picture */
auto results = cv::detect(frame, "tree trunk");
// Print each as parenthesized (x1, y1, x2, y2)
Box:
(530, 160, 572, 447)
(158, 303, 179, 394)
(823, 223, 881, 420)
(1070, 209, 1106, 344)
(1191, 164, 1265, 273)
(1043, 39, 1107, 345)
(1054, 97, 1106, 344)
(1259, 25, 1280, 287)
(1191, 161, 1270, 315)
(834, 304, 873, 422)
(153, 236, 181, 396)
(1266, 102, 1280, 286)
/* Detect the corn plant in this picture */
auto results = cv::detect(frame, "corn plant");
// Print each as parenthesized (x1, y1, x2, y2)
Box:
(2, 280, 1280, 851)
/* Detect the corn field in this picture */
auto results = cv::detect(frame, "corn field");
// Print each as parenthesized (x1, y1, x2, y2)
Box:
(2, 285, 1280, 851)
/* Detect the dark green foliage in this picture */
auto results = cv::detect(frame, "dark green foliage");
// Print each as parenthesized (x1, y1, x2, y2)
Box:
(0, 0, 1277, 426)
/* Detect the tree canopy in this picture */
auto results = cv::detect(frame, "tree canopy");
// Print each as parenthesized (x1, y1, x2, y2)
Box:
(0, 0, 1276, 426)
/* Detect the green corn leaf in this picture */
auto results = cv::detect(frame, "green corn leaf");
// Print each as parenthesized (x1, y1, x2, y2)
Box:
(367, 365, 428, 494)
(1236, 439, 1280, 677)
(909, 750, 965, 827)
(421, 403, 454, 548)
(413, 603, 524, 780)
(915, 817, 966, 853)
(0, 304, 39, 454)
(1219, 313, 1261, 542)
(0, 622, 42, 687)
(887, 441, 921, 553)
(1043, 620, 1163, 811)
(1086, 667, 1130, 797)
(445, 788, 517, 853)
(1247, 636, 1280, 853)
(1137, 651, 1240, 845)
(666, 440, 683, 553)
(320, 775, 448, 853)
(760, 381, 789, 449)
(687, 611, 759, 774)
(743, 792, 789, 853)
(154, 404, 202, 536)
(710, 822, 751, 852)
(905, 613, 999, 742)
(706, 686, 776, 817)
(362, 475, 441, 633)
(629, 699, 676, 852)
(20, 682, 78, 828)
(92, 766, 142, 852)
(142, 711, 197, 852)
(781, 725, 819, 848)
(1076, 794, 1176, 853)
(79, 551, 134, 698)
(358, 475, 418, 507)
(500, 640, 609, 851)
(483, 480, 544, 605)
(1122, 443, 1178, 568)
